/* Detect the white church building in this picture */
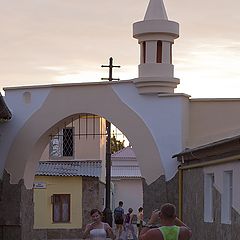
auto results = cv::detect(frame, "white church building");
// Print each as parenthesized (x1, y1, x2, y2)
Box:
(111, 146, 143, 214)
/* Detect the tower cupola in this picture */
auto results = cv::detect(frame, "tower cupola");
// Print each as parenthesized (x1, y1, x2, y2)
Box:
(133, 0, 180, 94)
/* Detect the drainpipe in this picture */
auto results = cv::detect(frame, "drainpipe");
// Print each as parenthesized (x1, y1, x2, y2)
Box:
(178, 154, 240, 221)
(178, 167, 183, 220)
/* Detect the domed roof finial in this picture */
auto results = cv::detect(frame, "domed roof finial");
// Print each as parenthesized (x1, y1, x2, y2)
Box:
(144, 0, 168, 20)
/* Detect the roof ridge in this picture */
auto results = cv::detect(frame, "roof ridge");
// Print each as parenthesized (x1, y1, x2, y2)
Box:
(39, 160, 102, 164)
(111, 146, 130, 156)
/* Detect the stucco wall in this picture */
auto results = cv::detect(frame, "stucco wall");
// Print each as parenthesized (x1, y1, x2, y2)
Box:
(34, 176, 82, 229)
(33, 176, 83, 229)
(182, 167, 240, 240)
(2, 83, 189, 188)
(204, 162, 240, 214)
(189, 99, 240, 148)
(112, 178, 143, 213)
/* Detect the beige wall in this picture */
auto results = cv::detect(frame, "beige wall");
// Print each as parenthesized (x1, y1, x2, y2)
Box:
(33, 176, 83, 229)
(40, 116, 106, 161)
(189, 99, 240, 148)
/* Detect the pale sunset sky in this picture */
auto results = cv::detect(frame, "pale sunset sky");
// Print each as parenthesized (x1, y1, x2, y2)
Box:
(0, 0, 239, 98)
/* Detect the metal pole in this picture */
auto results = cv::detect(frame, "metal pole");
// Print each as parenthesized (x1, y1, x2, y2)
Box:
(103, 120, 112, 226)
(101, 57, 120, 226)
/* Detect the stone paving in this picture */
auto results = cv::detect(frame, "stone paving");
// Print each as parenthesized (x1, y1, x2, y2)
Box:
(52, 227, 139, 240)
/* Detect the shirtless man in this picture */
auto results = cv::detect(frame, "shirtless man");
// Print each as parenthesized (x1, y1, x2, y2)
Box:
(139, 203, 192, 240)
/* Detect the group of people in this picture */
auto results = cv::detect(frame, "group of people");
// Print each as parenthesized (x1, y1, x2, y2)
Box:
(113, 201, 143, 240)
(83, 202, 192, 240)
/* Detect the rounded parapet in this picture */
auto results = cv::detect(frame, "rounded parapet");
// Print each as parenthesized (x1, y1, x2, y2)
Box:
(133, 77, 180, 94)
(133, 20, 179, 39)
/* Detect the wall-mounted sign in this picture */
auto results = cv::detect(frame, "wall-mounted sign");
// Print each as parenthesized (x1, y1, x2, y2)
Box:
(33, 182, 46, 189)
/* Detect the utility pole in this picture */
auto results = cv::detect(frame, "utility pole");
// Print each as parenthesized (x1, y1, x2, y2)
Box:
(101, 57, 120, 226)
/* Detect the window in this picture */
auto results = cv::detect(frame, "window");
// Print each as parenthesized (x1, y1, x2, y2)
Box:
(63, 128, 74, 157)
(142, 41, 146, 63)
(170, 43, 173, 64)
(157, 41, 162, 63)
(52, 194, 70, 223)
(221, 171, 233, 224)
(204, 173, 214, 222)
(50, 128, 74, 158)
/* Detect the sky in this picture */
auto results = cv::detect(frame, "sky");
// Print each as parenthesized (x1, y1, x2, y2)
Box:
(0, 0, 239, 98)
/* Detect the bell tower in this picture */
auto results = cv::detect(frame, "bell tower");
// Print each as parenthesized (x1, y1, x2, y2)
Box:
(133, 0, 180, 94)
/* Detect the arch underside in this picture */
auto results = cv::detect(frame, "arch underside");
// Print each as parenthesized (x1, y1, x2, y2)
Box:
(5, 83, 165, 188)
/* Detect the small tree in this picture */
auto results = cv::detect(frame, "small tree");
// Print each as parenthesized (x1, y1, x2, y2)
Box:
(111, 134, 125, 154)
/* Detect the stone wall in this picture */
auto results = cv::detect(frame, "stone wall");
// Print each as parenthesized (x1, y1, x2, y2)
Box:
(0, 171, 34, 240)
(182, 168, 240, 240)
(142, 173, 179, 221)
(82, 177, 105, 227)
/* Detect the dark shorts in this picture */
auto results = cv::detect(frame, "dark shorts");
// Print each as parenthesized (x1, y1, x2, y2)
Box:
(115, 219, 124, 225)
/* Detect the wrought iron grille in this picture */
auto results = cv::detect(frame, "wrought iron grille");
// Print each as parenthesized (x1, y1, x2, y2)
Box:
(48, 114, 128, 159)
(63, 128, 74, 157)
(50, 128, 74, 158)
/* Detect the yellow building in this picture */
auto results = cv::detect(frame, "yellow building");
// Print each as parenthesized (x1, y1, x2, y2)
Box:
(33, 116, 106, 239)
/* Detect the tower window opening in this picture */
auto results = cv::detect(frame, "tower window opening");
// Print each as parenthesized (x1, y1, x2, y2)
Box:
(142, 41, 146, 63)
(170, 43, 173, 64)
(157, 41, 162, 63)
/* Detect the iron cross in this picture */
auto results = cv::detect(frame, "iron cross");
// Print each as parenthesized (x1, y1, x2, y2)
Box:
(101, 57, 120, 81)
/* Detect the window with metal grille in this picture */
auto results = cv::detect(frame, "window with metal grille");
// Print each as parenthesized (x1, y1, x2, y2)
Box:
(52, 194, 70, 223)
(50, 128, 74, 158)
(63, 128, 73, 157)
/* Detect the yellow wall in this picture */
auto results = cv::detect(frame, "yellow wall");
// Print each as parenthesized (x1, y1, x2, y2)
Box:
(33, 176, 83, 229)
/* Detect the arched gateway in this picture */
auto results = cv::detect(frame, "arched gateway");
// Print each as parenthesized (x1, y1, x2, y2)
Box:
(2, 0, 240, 239)
(0, 0, 190, 239)
(1, 0, 187, 189)
(1, 81, 189, 189)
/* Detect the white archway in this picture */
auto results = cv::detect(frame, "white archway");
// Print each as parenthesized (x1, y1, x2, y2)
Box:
(1, 81, 189, 188)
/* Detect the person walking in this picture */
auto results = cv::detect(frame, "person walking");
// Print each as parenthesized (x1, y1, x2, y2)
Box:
(124, 208, 137, 240)
(137, 207, 144, 236)
(83, 209, 116, 240)
(114, 201, 124, 239)
(139, 203, 192, 240)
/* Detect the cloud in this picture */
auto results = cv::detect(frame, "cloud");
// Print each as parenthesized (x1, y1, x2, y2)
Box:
(0, 0, 239, 98)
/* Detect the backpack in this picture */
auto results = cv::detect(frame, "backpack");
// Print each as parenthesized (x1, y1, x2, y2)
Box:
(125, 213, 130, 224)
(114, 207, 123, 221)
